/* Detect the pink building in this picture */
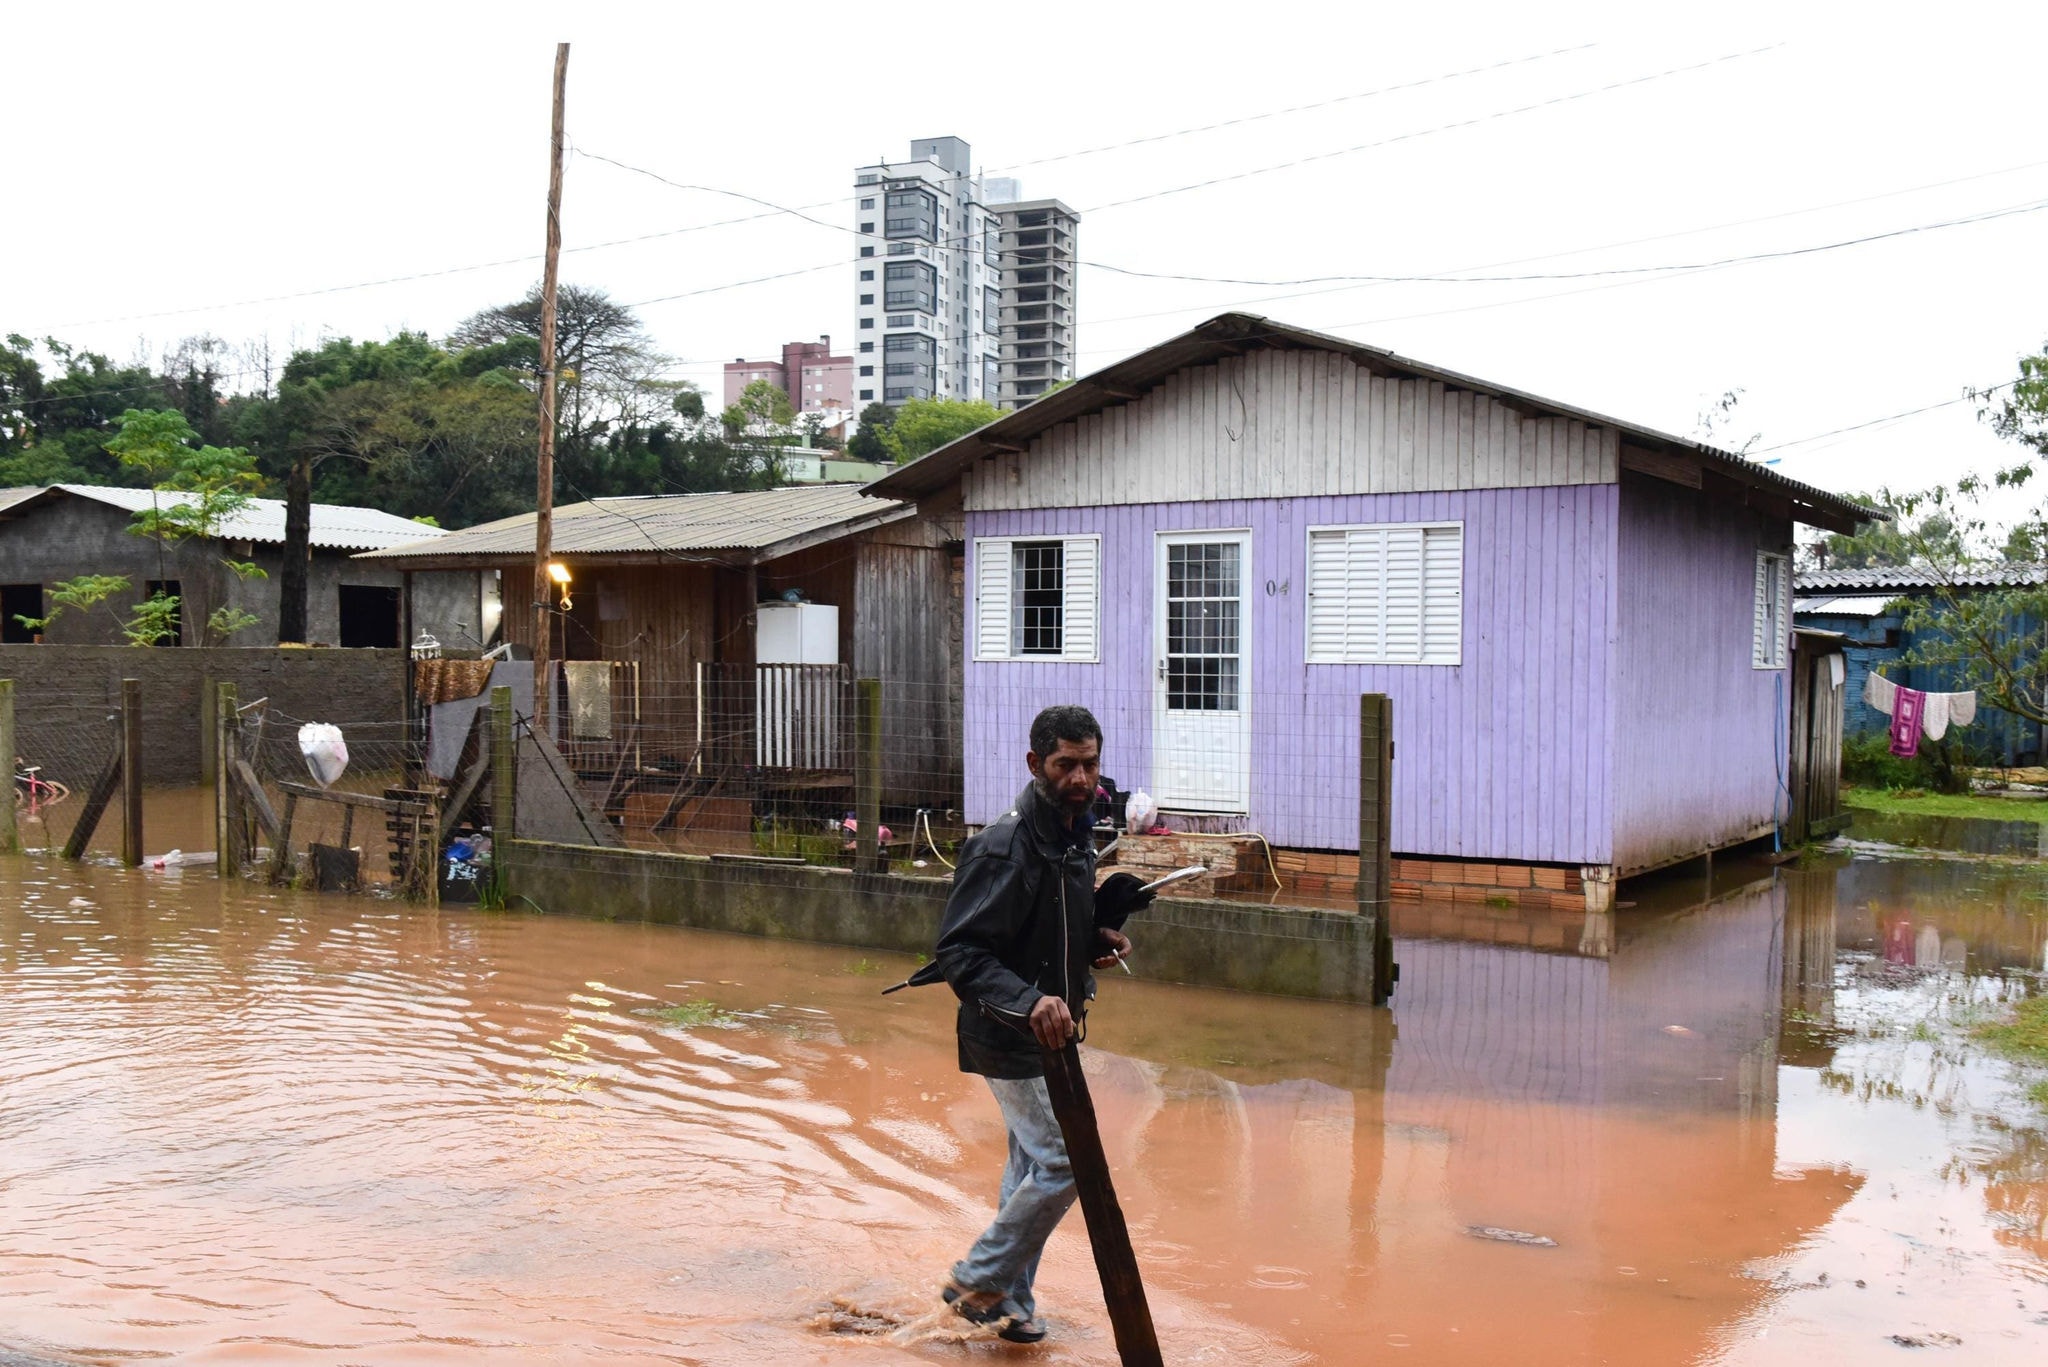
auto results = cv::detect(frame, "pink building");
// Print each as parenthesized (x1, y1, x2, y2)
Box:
(723, 336, 854, 414)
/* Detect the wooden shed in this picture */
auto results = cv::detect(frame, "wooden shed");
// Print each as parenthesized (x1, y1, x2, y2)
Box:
(359, 485, 960, 824)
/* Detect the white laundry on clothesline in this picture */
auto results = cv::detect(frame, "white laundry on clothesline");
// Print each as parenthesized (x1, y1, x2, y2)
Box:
(1863, 672, 1977, 740)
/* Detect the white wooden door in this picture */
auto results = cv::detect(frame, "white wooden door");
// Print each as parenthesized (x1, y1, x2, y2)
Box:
(1153, 530, 1251, 813)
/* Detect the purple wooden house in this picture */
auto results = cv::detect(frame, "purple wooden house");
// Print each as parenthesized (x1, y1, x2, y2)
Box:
(867, 314, 1871, 899)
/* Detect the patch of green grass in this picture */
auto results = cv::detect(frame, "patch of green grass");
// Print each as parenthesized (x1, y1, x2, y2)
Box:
(637, 1000, 737, 1029)
(475, 859, 507, 911)
(1974, 994, 2048, 1063)
(1845, 788, 2048, 827)
(845, 957, 883, 976)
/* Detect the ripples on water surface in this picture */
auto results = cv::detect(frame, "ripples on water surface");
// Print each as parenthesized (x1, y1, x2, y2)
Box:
(0, 846, 2044, 1364)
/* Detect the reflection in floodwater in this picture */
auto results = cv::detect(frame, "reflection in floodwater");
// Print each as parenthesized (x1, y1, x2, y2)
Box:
(0, 842, 2043, 1364)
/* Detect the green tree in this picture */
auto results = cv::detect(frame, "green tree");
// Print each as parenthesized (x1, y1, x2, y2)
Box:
(721, 378, 796, 440)
(11, 574, 130, 637)
(1803, 493, 1966, 571)
(244, 333, 538, 639)
(0, 336, 173, 485)
(106, 408, 267, 646)
(447, 282, 680, 478)
(845, 401, 895, 462)
(880, 397, 1002, 464)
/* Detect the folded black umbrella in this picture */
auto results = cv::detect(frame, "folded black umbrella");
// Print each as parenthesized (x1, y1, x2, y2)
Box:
(880, 959, 945, 995)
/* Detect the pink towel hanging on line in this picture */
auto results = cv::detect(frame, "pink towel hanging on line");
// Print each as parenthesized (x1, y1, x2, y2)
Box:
(1890, 687, 1926, 758)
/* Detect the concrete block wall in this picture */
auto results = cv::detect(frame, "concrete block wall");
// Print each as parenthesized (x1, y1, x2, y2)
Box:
(504, 838, 1381, 1003)
(0, 645, 405, 785)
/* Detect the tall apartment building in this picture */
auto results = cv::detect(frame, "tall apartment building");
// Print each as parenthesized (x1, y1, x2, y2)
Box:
(851, 137, 1002, 410)
(722, 336, 852, 413)
(990, 196, 1079, 406)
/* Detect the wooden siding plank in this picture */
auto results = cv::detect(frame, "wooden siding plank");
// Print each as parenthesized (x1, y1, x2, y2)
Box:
(966, 353, 1622, 511)
(1321, 353, 1342, 501)
(1426, 382, 1447, 492)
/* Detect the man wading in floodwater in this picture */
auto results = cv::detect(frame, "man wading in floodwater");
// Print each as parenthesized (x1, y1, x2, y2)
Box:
(927, 704, 1154, 1343)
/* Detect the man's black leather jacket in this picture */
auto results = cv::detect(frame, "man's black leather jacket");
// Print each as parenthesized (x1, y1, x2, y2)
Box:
(933, 782, 1099, 1079)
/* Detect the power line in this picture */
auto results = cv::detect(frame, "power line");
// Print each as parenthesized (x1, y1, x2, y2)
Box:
(11, 41, 1658, 334)
(1752, 383, 2015, 456)
(636, 188, 2048, 378)
(1071, 155, 2048, 333)
(589, 41, 1605, 221)
(1079, 44, 1784, 214)
(1081, 193, 2048, 287)
(986, 43, 1600, 178)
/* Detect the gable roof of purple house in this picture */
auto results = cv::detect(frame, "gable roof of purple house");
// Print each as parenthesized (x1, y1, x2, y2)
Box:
(868, 312, 1879, 532)
(869, 313, 1873, 890)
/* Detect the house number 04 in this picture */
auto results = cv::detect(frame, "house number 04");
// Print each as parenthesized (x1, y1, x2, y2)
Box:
(1265, 579, 1290, 596)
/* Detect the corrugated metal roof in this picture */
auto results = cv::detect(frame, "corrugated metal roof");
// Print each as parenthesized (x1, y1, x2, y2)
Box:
(358, 484, 911, 564)
(865, 312, 1883, 531)
(1794, 594, 1897, 617)
(1796, 563, 2048, 592)
(0, 484, 447, 550)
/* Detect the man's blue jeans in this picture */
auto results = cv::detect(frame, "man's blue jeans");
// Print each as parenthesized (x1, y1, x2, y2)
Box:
(951, 1074, 1076, 1320)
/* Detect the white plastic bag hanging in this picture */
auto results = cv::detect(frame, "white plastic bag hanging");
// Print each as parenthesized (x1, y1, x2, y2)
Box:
(298, 723, 349, 788)
(1125, 789, 1157, 835)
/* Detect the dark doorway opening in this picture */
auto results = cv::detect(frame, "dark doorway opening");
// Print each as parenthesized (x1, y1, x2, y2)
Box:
(143, 579, 183, 647)
(339, 584, 402, 649)
(1, 584, 42, 643)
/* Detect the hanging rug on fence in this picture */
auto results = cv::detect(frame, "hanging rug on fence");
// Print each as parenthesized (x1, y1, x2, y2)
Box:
(562, 661, 613, 740)
(416, 659, 498, 706)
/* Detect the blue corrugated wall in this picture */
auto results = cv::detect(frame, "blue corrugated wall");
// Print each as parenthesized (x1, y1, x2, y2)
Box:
(1797, 595, 2044, 766)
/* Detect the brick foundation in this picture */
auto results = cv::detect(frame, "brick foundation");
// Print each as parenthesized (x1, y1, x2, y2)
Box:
(1107, 830, 1275, 897)
(1269, 848, 1588, 913)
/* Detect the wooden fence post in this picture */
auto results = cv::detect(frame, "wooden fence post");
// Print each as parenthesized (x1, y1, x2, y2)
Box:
(1042, 1041, 1163, 1367)
(120, 678, 143, 867)
(0, 680, 16, 854)
(199, 675, 217, 788)
(490, 685, 515, 843)
(1358, 693, 1397, 1006)
(216, 682, 239, 877)
(854, 677, 882, 873)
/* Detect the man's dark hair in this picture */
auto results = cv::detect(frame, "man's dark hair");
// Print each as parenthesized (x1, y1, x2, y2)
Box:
(1030, 704, 1102, 757)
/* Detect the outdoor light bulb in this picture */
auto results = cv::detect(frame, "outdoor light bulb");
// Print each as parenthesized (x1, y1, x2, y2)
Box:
(548, 563, 572, 585)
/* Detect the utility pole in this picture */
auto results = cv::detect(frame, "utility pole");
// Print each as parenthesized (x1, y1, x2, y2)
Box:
(533, 41, 569, 734)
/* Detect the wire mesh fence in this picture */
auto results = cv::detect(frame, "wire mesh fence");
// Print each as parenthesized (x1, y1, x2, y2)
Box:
(12, 709, 126, 855)
(4, 659, 1584, 944)
(475, 672, 1412, 913)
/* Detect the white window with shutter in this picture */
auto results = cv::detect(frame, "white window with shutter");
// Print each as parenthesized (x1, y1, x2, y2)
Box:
(1305, 521, 1463, 665)
(1753, 550, 1790, 669)
(972, 535, 1100, 662)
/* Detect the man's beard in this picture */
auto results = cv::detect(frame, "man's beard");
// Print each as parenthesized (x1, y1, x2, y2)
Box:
(1035, 773, 1090, 813)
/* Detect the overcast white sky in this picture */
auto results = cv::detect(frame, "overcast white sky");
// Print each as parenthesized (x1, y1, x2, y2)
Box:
(9, 1, 2047, 524)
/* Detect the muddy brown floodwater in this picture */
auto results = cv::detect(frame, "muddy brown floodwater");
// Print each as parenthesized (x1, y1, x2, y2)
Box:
(1, 826, 2046, 1365)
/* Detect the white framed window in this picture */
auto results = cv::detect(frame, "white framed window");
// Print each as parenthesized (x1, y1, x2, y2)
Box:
(1753, 550, 1790, 669)
(973, 535, 1099, 662)
(1305, 521, 1463, 665)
